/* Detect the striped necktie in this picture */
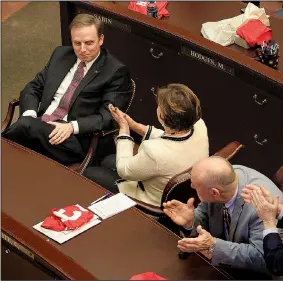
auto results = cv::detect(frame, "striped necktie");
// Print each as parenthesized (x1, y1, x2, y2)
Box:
(41, 61, 86, 122)
(223, 205, 231, 241)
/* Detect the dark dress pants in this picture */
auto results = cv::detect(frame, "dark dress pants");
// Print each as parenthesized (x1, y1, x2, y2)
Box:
(83, 154, 120, 193)
(2, 116, 84, 165)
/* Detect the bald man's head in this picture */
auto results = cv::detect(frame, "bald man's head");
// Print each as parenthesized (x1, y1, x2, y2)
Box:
(190, 156, 237, 202)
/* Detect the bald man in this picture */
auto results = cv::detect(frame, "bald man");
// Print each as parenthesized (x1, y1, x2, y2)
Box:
(163, 157, 283, 274)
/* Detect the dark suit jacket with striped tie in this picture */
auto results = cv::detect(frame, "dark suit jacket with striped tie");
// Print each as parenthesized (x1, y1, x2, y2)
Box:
(19, 46, 132, 153)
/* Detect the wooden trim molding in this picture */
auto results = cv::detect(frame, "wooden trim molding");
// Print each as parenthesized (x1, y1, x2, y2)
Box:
(1, 212, 96, 280)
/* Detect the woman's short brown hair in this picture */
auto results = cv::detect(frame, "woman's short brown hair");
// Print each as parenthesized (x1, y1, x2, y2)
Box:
(69, 14, 104, 37)
(156, 83, 201, 131)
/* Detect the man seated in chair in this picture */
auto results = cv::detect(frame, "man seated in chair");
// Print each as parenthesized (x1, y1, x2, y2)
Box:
(2, 14, 132, 165)
(163, 157, 283, 275)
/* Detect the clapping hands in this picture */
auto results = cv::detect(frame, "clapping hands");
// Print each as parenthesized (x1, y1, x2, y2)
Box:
(108, 104, 130, 135)
(241, 185, 281, 228)
(163, 198, 195, 228)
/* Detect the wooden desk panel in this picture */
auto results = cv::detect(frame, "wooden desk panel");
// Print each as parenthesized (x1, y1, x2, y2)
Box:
(1, 138, 229, 280)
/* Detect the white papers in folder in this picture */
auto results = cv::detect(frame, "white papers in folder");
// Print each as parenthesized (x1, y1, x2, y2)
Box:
(88, 193, 137, 219)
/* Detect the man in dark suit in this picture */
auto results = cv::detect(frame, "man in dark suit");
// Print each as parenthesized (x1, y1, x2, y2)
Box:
(2, 14, 132, 165)
(242, 185, 283, 276)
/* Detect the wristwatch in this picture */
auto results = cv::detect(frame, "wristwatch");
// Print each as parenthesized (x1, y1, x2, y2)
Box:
(207, 237, 216, 255)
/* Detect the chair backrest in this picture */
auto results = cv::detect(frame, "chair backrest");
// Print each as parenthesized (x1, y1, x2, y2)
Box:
(106, 79, 136, 140)
(158, 141, 244, 234)
(125, 79, 136, 113)
(273, 165, 283, 192)
(161, 141, 244, 207)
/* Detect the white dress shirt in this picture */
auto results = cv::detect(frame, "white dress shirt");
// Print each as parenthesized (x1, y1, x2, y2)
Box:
(225, 186, 238, 217)
(22, 51, 100, 134)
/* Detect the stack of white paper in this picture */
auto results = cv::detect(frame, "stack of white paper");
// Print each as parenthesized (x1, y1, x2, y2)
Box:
(88, 193, 137, 219)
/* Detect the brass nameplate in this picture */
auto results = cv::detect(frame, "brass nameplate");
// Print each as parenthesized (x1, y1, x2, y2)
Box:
(2, 232, 34, 260)
(181, 46, 235, 76)
(77, 8, 131, 32)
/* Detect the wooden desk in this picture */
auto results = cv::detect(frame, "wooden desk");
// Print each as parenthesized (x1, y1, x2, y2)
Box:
(117, 1, 283, 70)
(1, 138, 230, 280)
(60, 1, 283, 178)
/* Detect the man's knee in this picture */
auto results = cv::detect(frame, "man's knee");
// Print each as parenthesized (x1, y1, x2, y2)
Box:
(2, 117, 51, 143)
(2, 116, 34, 139)
(16, 116, 36, 130)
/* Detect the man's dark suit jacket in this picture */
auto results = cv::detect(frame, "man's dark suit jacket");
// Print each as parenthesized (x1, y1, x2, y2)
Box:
(263, 218, 283, 276)
(19, 46, 132, 152)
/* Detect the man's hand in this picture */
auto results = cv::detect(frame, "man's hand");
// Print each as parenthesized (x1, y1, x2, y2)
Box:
(48, 122, 73, 145)
(242, 184, 273, 204)
(250, 188, 279, 229)
(242, 184, 282, 217)
(178, 225, 214, 253)
(163, 198, 195, 228)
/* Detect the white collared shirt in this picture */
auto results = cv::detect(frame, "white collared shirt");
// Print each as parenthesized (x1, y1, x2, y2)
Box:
(22, 51, 100, 134)
(225, 185, 238, 217)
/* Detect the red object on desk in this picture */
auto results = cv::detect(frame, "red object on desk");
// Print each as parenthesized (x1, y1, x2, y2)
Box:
(41, 205, 94, 231)
(128, 2, 169, 19)
(130, 272, 167, 280)
(236, 19, 272, 47)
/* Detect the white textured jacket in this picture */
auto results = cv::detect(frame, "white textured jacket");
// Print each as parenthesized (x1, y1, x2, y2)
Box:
(116, 118, 209, 206)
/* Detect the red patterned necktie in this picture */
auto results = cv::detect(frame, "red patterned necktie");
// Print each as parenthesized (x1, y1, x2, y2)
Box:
(41, 61, 86, 122)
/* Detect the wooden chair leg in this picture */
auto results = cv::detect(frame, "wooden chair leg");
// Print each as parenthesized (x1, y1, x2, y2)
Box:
(77, 133, 101, 175)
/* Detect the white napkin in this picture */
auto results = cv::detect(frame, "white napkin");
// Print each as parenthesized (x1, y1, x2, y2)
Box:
(201, 3, 270, 46)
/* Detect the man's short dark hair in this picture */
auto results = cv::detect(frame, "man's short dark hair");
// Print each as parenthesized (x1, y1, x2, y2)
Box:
(69, 13, 104, 37)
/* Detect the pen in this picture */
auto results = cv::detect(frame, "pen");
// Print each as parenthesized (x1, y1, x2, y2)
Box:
(90, 192, 112, 205)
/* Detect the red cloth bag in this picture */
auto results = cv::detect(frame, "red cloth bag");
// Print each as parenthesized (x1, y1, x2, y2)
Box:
(128, 2, 169, 19)
(236, 19, 272, 47)
(41, 205, 94, 231)
(130, 272, 167, 280)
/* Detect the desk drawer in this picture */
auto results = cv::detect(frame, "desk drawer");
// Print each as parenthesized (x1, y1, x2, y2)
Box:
(241, 86, 282, 145)
(233, 141, 283, 178)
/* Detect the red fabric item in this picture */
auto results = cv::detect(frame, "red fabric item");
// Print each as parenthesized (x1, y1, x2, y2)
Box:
(41, 216, 66, 231)
(236, 19, 272, 47)
(256, 30, 272, 46)
(130, 272, 167, 280)
(128, 2, 169, 19)
(41, 205, 94, 232)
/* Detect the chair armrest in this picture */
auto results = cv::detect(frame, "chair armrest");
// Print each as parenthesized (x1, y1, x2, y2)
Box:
(102, 128, 118, 137)
(77, 129, 118, 175)
(214, 141, 244, 160)
(1, 98, 20, 133)
(128, 196, 164, 217)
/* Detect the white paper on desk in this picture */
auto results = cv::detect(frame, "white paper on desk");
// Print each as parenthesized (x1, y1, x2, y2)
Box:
(33, 205, 101, 244)
(88, 193, 137, 220)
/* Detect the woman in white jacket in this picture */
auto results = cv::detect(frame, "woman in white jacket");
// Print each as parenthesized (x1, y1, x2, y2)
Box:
(84, 84, 209, 206)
